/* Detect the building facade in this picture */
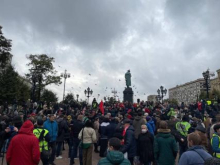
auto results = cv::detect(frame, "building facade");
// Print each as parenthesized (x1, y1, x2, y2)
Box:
(169, 79, 205, 105)
(147, 95, 157, 102)
(210, 69, 220, 92)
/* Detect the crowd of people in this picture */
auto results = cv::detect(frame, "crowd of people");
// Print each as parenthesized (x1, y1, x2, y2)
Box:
(0, 98, 220, 165)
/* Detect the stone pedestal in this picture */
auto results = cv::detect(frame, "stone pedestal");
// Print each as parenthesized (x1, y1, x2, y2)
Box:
(123, 87, 134, 103)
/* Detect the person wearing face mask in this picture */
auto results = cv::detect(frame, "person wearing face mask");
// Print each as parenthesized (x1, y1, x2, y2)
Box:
(97, 138, 131, 165)
(137, 125, 154, 165)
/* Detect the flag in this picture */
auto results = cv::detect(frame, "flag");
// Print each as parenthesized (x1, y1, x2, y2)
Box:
(99, 100, 104, 115)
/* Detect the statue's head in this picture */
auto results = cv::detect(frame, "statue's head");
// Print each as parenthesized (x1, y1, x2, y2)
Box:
(128, 70, 130, 72)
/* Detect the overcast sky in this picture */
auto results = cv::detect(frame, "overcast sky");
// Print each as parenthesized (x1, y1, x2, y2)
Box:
(1, 0, 220, 102)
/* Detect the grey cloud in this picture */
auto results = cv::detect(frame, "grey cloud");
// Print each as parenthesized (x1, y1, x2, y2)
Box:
(1, 0, 220, 101)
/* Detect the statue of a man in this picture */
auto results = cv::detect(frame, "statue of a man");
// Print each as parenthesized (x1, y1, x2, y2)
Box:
(125, 70, 131, 88)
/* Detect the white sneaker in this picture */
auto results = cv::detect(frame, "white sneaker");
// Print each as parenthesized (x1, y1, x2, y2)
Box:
(56, 156, 63, 159)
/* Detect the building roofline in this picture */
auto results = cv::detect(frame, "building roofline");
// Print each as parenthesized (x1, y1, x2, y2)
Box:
(169, 78, 204, 90)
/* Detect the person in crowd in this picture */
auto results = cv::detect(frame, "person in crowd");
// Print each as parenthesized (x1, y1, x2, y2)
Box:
(33, 119, 50, 165)
(146, 116, 155, 135)
(70, 114, 84, 165)
(99, 115, 110, 157)
(154, 121, 178, 165)
(137, 124, 154, 165)
(78, 119, 97, 165)
(6, 120, 41, 165)
(179, 132, 212, 165)
(97, 137, 131, 165)
(93, 117, 100, 153)
(106, 118, 117, 139)
(44, 114, 58, 165)
(211, 124, 220, 158)
(120, 119, 136, 165)
(133, 111, 146, 141)
(195, 124, 209, 150)
(56, 114, 69, 159)
(175, 115, 191, 157)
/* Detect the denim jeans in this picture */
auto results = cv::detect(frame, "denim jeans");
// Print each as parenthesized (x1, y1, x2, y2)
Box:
(70, 138, 81, 164)
(56, 142, 63, 157)
(49, 142, 56, 164)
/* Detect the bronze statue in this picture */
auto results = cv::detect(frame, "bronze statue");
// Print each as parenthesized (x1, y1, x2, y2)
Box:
(125, 70, 131, 88)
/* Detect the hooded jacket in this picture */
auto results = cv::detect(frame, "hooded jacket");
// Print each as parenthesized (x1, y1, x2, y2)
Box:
(98, 151, 131, 165)
(146, 120, 155, 135)
(154, 129, 178, 165)
(133, 116, 146, 139)
(6, 120, 40, 165)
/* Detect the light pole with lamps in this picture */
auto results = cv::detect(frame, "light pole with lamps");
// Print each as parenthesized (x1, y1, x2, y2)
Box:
(84, 87, 93, 103)
(76, 94, 79, 102)
(157, 86, 167, 104)
(202, 70, 211, 99)
(61, 70, 70, 101)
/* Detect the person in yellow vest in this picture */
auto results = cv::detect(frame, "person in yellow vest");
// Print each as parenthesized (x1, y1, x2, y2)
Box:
(211, 124, 220, 159)
(175, 115, 191, 157)
(33, 119, 50, 165)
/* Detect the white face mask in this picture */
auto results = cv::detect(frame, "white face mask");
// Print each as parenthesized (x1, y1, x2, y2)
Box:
(142, 129, 147, 133)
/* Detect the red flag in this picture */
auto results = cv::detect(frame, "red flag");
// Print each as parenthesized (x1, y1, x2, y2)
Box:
(99, 100, 104, 115)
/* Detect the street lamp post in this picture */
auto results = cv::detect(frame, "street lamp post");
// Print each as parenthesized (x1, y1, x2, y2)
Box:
(202, 70, 211, 99)
(157, 86, 167, 104)
(61, 70, 70, 101)
(112, 88, 117, 100)
(76, 94, 79, 102)
(84, 87, 93, 103)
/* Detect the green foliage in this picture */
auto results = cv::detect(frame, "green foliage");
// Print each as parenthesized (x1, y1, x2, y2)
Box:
(0, 26, 12, 69)
(199, 89, 220, 101)
(41, 89, 58, 103)
(199, 91, 207, 100)
(26, 54, 62, 101)
(63, 93, 75, 104)
(210, 89, 220, 100)
(0, 65, 30, 104)
(164, 98, 179, 105)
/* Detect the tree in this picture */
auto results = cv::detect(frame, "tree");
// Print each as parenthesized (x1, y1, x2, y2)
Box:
(199, 91, 206, 100)
(163, 98, 179, 106)
(63, 93, 75, 104)
(41, 89, 58, 103)
(0, 65, 30, 104)
(0, 26, 12, 69)
(26, 54, 62, 101)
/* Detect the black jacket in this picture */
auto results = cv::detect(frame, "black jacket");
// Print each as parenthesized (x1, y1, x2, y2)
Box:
(70, 119, 84, 138)
(57, 118, 69, 142)
(106, 122, 117, 139)
(137, 131, 154, 163)
(121, 125, 136, 158)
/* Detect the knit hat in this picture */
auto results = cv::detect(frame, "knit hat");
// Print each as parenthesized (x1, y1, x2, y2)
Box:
(146, 116, 151, 122)
(123, 119, 131, 124)
(195, 125, 206, 133)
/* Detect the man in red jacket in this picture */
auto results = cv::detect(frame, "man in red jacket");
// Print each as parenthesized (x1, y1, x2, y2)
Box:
(6, 120, 41, 165)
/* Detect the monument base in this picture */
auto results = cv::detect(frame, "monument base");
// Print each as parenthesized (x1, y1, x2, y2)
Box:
(123, 87, 134, 103)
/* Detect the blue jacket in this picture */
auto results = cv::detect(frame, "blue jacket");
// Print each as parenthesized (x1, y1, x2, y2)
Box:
(43, 119, 58, 142)
(147, 120, 155, 135)
(212, 133, 220, 153)
(178, 146, 212, 165)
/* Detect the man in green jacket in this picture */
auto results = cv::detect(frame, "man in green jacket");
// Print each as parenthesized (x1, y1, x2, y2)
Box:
(97, 138, 131, 165)
(154, 121, 178, 165)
